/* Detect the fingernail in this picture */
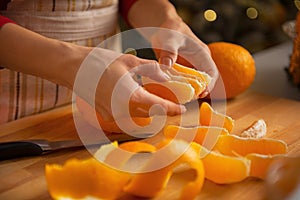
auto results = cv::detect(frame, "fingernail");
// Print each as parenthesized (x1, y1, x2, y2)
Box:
(159, 57, 173, 70)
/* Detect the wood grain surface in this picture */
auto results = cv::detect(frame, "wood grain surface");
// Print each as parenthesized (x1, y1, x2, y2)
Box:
(0, 91, 300, 200)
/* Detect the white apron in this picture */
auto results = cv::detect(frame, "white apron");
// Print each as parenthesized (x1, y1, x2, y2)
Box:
(0, 0, 121, 124)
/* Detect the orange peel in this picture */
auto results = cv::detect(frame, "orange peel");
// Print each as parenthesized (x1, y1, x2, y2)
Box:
(122, 139, 205, 199)
(45, 158, 130, 199)
(163, 124, 229, 149)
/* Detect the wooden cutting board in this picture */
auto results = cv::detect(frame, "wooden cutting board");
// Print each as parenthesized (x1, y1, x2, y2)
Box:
(0, 91, 300, 200)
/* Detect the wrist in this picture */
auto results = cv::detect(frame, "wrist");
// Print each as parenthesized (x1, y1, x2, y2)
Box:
(54, 42, 91, 90)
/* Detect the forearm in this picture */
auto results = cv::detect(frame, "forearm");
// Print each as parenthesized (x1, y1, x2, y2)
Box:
(127, 0, 182, 29)
(0, 23, 91, 89)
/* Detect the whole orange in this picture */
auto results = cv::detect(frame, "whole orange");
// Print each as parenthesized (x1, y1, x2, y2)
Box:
(208, 42, 256, 99)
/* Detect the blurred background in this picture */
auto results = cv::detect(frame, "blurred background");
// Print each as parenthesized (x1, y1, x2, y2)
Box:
(170, 0, 298, 53)
(121, 0, 299, 54)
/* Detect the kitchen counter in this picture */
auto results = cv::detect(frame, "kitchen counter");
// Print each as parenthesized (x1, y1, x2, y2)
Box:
(1, 90, 300, 199)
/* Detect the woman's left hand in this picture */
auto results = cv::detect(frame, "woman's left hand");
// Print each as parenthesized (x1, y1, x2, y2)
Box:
(150, 18, 219, 97)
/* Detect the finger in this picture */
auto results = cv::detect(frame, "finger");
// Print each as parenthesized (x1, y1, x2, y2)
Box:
(130, 87, 186, 117)
(151, 33, 180, 69)
(180, 46, 219, 92)
(130, 62, 170, 82)
(159, 53, 176, 70)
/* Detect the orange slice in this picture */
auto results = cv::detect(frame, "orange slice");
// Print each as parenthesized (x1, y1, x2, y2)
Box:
(142, 63, 211, 104)
(172, 63, 211, 85)
(246, 153, 287, 179)
(213, 134, 288, 157)
(199, 102, 234, 133)
(142, 80, 195, 104)
(191, 142, 250, 184)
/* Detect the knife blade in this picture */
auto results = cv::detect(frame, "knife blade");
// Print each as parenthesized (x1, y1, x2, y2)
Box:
(0, 133, 152, 161)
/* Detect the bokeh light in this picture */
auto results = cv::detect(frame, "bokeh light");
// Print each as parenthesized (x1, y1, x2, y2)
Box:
(246, 7, 258, 19)
(204, 9, 217, 22)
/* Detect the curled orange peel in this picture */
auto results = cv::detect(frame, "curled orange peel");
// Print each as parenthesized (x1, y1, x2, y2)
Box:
(45, 158, 130, 200)
(46, 139, 205, 200)
(163, 125, 229, 150)
(123, 139, 205, 199)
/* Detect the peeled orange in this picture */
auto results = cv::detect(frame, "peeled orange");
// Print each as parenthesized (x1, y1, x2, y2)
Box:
(208, 42, 256, 99)
(143, 63, 211, 104)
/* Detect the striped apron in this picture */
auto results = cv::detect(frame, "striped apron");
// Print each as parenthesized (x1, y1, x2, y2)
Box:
(0, 0, 121, 124)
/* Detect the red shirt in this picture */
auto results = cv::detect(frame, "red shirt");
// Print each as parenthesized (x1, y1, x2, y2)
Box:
(0, 0, 137, 27)
(0, 15, 15, 27)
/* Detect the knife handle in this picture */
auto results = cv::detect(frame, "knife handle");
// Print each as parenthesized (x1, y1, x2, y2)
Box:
(0, 141, 43, 161)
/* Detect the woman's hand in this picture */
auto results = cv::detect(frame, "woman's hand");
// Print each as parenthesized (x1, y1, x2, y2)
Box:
(127, 0, 219, 97)
(74, 48, 186, 121)
(0, 23, 185, 122)
(151, 19, 219, 96)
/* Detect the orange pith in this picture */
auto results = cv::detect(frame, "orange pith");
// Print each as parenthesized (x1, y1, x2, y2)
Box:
(173, 63, 210, 85)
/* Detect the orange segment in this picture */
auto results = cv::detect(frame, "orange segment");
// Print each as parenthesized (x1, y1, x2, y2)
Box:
(173, 63, 211, 85)
(45, 158, 130, 199)
(199, 102, 234, 133)
(214, 135, 288, 157)
(191, 142, 250, 184)
(142, 63, 211, 104)
(143, 82, 181, 103)
(246, 153, 287, 179)
(184, 76, 206, 98)
(163, 125, 229, 148)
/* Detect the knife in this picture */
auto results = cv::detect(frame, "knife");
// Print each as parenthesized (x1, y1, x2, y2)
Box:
(0, 134, 151, 161)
